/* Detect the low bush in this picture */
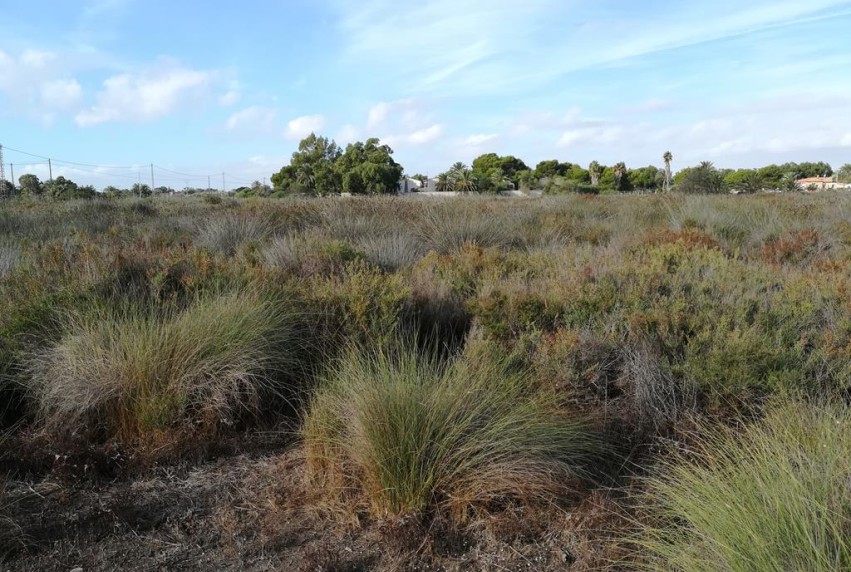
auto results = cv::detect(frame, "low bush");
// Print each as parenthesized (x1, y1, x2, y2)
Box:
(632, 401, 851, 571)
(303, 345, 603, 523)
(29, 290, 302, 447)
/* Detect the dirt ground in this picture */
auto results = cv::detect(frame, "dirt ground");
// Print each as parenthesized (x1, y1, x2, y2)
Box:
(0, 436, 629, 572)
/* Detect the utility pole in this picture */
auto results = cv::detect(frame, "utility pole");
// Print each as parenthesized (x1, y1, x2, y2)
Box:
(221, 172, 225, 194)
(207, 175, 211, 191)
(137, 172, 142, 197)
(10, 164, 13, 189)
(150, 164, 155, 193)
(48, 158, 53, 182)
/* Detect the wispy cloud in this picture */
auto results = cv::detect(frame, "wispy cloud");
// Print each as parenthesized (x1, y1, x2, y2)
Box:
(285, 114, 326, 139)
(76, 60, 213, 126)
(224, 105, 277, 133)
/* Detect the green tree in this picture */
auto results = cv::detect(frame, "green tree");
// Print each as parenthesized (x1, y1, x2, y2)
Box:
(516, 169, 537, 191)
(44, 176, 79, 199)
(0, 179, 15, 197)
(19, 174, 43, 196)
(630, 165, 662, 191)
(471, 153, 529, 187)
(674, 161, 725, 194)
(336, 138, 403, 195)
(836, 163, 851, 183)
(273, 133, 342, 196)
(435, 172, 453, 192)
(534, 160, 571, 179)
(131, 183, 152, 197)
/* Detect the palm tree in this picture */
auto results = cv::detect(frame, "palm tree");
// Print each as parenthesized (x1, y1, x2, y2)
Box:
(455, 169, 478, 193)
(613, 162, 626, 191)
(450, 162, 468, 176)
(589, 161, 602, 185)
(663, 151, 673, 192)
(435, 172, 452, 193)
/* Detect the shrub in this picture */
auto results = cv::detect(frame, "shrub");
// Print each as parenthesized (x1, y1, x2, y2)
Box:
(29, 290, 301, 446)
(197, 213, 273, 256)
(633, 401, 851, 571)
(303, 345, 603, 523)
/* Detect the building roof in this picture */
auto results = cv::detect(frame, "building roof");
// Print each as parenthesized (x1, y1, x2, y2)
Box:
(796, 177, 833, 184)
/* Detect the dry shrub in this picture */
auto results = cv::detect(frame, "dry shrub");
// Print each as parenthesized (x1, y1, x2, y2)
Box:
(760, 228, 825, 266)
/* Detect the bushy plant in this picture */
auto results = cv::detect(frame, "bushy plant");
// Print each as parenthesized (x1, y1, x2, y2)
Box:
(303, 345, 603, 522)
(633, 401, 851, 571)
(29, 290, 301, 446)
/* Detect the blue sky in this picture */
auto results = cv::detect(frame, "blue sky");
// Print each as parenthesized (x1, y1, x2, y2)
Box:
(1, 0, 850, 188)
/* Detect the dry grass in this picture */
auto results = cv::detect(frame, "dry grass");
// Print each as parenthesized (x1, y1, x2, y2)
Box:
(29, 290, 301, 446)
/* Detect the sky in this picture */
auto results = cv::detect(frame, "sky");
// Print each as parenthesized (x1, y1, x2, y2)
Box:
(1, 0, 850, 189)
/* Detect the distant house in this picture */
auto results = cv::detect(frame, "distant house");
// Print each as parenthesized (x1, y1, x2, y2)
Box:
(796, 177, 851, 191)
(397, 177, 424, 194)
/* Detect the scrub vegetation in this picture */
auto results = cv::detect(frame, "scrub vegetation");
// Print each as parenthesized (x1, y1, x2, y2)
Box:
(0, 191, 849, 570)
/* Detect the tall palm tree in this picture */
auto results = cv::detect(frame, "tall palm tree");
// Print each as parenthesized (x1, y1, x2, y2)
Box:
(613, 162, 626, 191)
(663, 151, 673, 192)
(589, 161, 602, 185)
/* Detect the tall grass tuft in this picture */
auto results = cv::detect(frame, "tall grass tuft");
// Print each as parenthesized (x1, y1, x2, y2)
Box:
(197, 213, 273, 256)
(29, 290, 301, 445)
(303, 345, 603, 523)
(0, 245, 19, 278)
(633, 401, 851, 571)
(417, 200, 514, 254)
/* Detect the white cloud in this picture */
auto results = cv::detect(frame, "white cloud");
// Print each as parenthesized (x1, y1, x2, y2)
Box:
(337, 124, 360, 144)
(224, 106, 277, 132)
(75, 63, 212, 126)
(407, 124, 443, 145)
(40, 78, 82, 109)
(285, 114, 326, 139)
(463, 133, 498, 146)
(219, 89, 241, 106)
(20, 49, 55, 68)
(333, 0, 851, 96)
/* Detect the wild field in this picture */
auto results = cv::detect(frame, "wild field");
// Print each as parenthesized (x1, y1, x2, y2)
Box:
(0, 192, 849, 571)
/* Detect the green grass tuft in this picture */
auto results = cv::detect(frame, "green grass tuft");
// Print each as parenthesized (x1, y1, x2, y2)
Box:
(633, 401, 851, 571)
(303, 345, 603, 522)
(29, 290, 301, 445)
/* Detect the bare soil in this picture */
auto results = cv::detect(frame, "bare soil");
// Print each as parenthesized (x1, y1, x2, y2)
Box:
(0, 438, 629, 572)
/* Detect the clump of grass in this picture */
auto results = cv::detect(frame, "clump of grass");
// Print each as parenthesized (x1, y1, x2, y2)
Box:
(303, 345, 602, 523)
(197, 213, 273, 256)
(355, 230, 425, 271)
(0, 245, 19, 278)
(633, 401, 851, 571)
(29, 290, 301, 445)
(417, 201, 514, 254)
(263, 234, 364, 276)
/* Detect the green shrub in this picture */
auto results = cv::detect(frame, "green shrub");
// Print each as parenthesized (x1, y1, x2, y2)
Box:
(303, 345, 603, 523)
(633, 401, 851, 571)
(29, 290, 301, 445)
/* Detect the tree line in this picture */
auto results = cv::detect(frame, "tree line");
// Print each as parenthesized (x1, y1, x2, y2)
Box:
(3, 132, 850, 200)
